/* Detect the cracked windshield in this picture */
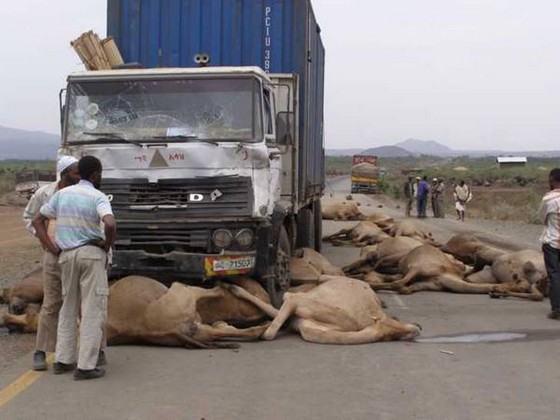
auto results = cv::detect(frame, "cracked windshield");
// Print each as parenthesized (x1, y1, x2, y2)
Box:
(66, 77, 263, 143)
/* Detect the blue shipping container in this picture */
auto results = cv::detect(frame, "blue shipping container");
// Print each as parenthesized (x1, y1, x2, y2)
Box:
(107, 0, 325, 197)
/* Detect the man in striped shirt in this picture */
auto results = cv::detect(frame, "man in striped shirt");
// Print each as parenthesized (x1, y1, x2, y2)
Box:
(33, 156, 116, 380)
(539, 168, 560, 320)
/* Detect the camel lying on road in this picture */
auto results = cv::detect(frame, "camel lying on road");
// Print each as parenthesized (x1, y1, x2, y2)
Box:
(370, 245, 505, 295)
(322, 201, 365, 221)
(105, 276, 270, 348)
(366, 213, 394, 230)
(1, 267, 43, 314)
(442, 233, 504, 269)
(467, 250, 547, 301)
(223, 275, 421, 344)
(290, 248, 344, 284)
(344, 236, 424, 276)
(323, 221, 390, 247)
(389, 220, 438, 245)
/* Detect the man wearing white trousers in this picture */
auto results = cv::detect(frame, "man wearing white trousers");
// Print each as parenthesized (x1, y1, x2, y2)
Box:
(23, 156, 80, 371)
(33, 156, 116, 380)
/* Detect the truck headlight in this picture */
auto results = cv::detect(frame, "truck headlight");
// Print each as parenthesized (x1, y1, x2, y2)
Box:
(235, 229, 254, 249)
(212, 229, 233, 249)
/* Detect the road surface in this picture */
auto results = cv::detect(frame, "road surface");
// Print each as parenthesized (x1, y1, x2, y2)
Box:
(1, 178, 558, 419)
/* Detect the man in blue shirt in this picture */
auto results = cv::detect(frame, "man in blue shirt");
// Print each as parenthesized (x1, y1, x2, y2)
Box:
(416, 176, 430, 218)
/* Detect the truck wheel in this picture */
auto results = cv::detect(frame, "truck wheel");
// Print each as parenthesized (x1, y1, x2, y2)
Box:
(296, 208, 313, 249)
(268, 226, 291, 308)
(313, 199, 322, 252)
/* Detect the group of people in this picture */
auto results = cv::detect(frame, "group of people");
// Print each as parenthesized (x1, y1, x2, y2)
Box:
(403, 176, 446, 219)
(23, 155, 115, 380)
(403, 176, 473, 221)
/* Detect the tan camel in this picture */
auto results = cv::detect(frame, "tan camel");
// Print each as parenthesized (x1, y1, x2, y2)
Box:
(1, 267, 43, 314)
(105, 276, 271, 348)
(467, 250, 548, 301)
(323, 221, 390, 247)
(389, 220, 438, 245)
(290, 248, 344, 284)
(371, 245, 505, 295)
(223, 275, 421, 344)
(344, 236, 424, 275)
(321, 201, 365, 221)
(441, 233, 504, 269)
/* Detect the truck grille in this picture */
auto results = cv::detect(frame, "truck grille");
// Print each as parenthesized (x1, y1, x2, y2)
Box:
(101, 176, 253, 218)
(114, 221, 210, 253)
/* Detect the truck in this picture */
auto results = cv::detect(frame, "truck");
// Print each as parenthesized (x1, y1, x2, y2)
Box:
(58, 0, 325, 307)
(350, 155, 379, 194)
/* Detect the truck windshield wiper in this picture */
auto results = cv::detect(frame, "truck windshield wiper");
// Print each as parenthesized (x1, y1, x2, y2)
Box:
(81, 132, 143, 147)
(152, 135, 219, 146)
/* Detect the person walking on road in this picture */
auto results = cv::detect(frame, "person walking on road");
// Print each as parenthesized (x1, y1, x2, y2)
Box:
(539, 168, 560, 320)
(403, 176, 414, 217)
(23, 156, 80, 371)
(432, 178, 446, 218)
(453, 180, 472, 222)
(416, 176, 430, 218)
(32, 156, 116, 380)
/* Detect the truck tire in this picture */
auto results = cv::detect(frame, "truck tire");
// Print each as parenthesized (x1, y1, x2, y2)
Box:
(268, 225, 291, 308)
(312, 199, 322, 252)
(296, 208, 313, 249)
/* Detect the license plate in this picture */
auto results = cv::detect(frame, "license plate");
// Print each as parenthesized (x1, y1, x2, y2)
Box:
(205, 256, 256, 276)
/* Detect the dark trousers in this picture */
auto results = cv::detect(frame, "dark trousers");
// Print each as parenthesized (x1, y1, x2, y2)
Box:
(542, 243, 560, 311)
(417, 196, 427, 218)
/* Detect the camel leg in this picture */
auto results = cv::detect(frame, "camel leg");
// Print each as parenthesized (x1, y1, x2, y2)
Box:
(400, 281, 445, 294)
(436, 274, 499, 294)
(343, 256, 372, 274)
(220, 283, 279, 318)
(322, 228, 351, 242)
(297, 319, 420, 344)
(490, 284, 544, 301)
(195, 322, 271, 341)
(373, 252, 410, 272)
(107, 331, 239, 349)
(374, 267, 423, 291)
(262, 294, 299, 340)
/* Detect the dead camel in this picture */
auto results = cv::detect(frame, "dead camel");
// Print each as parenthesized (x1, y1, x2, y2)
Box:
(321, 201, 365, 221)
(223, 275, 421, 344)
(106, 276, 271, 349)
(1, 267, 43, 314)
(323, 221, 390, 247)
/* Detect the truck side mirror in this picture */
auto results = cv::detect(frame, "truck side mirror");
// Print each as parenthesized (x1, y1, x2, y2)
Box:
(275, 111, 295, 146)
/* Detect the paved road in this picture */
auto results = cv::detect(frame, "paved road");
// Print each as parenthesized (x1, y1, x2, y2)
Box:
(1, 178, 559, 419)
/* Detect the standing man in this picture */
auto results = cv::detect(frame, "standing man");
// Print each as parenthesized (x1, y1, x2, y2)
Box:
(416, 176, 430, 218)
(454, 180, 472, 222)
(430, 178, 439, 217)
(435, 179, 446, 218)
(403, 176, 414, 217)
(32, 156, 116, 380)
(23, 156, 80, 371)
(539, 168, 560, 320)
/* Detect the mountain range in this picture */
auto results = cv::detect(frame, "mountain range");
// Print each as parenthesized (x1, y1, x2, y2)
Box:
(0, 126, 59, 160)
(328, 138, 560, 158)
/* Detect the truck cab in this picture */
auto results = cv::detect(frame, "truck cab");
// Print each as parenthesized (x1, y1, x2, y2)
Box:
(60, 66, 310, 306)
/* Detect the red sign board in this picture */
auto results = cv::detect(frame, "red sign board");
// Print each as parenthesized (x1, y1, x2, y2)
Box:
(352, 155, 378, 166)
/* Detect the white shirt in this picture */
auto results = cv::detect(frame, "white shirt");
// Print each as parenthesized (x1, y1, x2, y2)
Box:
(539, 189, 560, 249)
(22, 181, 58, 236)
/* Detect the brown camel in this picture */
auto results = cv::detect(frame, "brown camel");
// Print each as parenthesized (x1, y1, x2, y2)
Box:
(223, 275, 421, 344)
(105, 276, 271, 348)
(321, 201, 366, 221)
(323, 221, 390, 247)
(441, 233, 504, 269)
(1, 267, 43, 314)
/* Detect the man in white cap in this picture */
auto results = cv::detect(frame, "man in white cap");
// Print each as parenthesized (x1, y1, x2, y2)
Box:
(23, 155, 80, 371)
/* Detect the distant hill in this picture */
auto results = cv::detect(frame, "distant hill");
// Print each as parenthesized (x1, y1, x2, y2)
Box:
(0, 126, 59, 160)
(360, 145, 415, 158)
(395, 138, 454, 156)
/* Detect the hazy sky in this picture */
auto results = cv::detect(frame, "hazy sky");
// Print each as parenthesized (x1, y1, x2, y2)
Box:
(1, 0, 559, 151)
